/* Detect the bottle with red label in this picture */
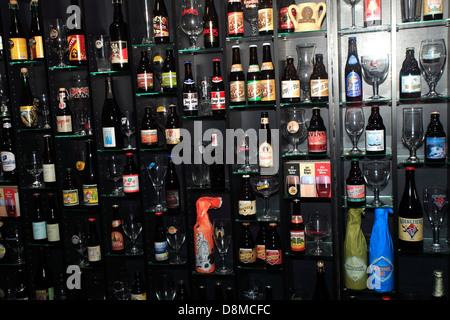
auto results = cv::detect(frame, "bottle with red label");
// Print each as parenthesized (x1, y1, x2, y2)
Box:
(203, 0, 219, 48)
(153, 0, 170, 43)
(182, 61, 198, 116)
(364, 0, 381, 27)
(346, 159, 366, 207)
(122, 153, 139, 194)
(56, 88, 73, 135)
(140, 107, 159, 147)
(260, 43, 276, 104)
(211, 59, 226, 117)
(67, 0, 87, 66)
(227, 0, 244, 37)
(258, 0, 273, 35)
(111, 204, 125, 254)
(308, 107, 327, 155)
(110, 0, 128, 71)
(136, 50, 154, 93)
(265, 223, 282, 270)
(278, 0, 295, 33)
(290, 199, 305, 254)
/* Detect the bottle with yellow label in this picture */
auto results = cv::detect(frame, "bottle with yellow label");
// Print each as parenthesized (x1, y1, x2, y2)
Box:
(423, 0, 443, 21)
(9, 0, 28, 61)
(19, 68, 38, 128)
(260, 43, 276, 104)
(238, 223, 257, 266)
(29, 0, 45, 61)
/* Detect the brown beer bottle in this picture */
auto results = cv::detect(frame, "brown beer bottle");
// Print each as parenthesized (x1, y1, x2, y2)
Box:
(247, 45, 261, 104)
(211, 59, 226, 117)
(260, 43, 276, 104)
(182, 61, 198, 117)
(153, 0, 170, 43)
(345, 37, 363, 103)
(227, 0, 244, 37)
(229, 45, 246, 105)
(308, 107, 327, 155)
(165, 104, 181, 148)
(290, 199, 305, 254)
(281, 56, 300, 103)
(365, 106, 386, 155)
(203, 0, 219, 48)
(238, 223, 256, 267)
(399, 48, 421, 100)
(310, 54, 329, 103)
(265, 223, 282, 270)
(238, 174, 256, 220)
(258, 0, 273, 35)
(364, 0, 381, 27)
(278, 0, 295, 33)
(346, 159, 365, 207)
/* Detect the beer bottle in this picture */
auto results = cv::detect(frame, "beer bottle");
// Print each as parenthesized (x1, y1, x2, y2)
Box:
(265, 223, 282, 270)
(364, 0, 381, 27)
(111, 204, 125, 254)
(0, 223, 7, 263)
(32, 193, 47, 244)
(399, 47, 422, 100)
(312, 261, 330, 300)
(278, 0, 295, 33)
(165, 155, 181, 215)
(56, 88, 73, 135)
(82, 140, 99, 206)
(229, 45, 246, 105)
(161, 48, 177, 92)
(154, 212, 169, 262)
(62, 168, 79, 207)
(87, 218, 102, 265)
(247, 45, 261, 104)
(281, 56, 300, 103)
(8, 0, 28, 61)
(42, 135, 57, 188)
(1, 118, 17, 181)
(136, 50, 154, 93)
(258, 0, 273, 35)
(310, 54, 329, 103)
(19, 68, 38, 128)
(203, 0, 219, 48)
(46, 193, 60, 244)
(110, 0, 128, 71)
(153, 0, 170, 43)
(260, 43, 276, 104)
(211, 59, 226, 116)
(423, 0, 443, 21)
(238, 223, 256, 267)
(238, 174, 256, 220)
(215, 281, 224, 300)
(345, 37, 363, 103)
(290, 199, 305, 254)
(29, 0, 44, 61)
(346, 159, 365, 207)
(67, 0, 87, 66)
(182, 61, 198, 116)
(431, 270, 446, 300)
(35, 247, 54, 300)
(140, 107, 158, 147)
(227, 0, 244, 37)
(308, 107, 327, 155)
(131, 271, 147, 300)
(398, 167, 423, 253)
(69, 75, 89, 135)
(255, 224, 268, 267)
(165, 104, 181, 148)
(122, 153, 139, 194)
(101, 76, 124, 149)
(365, 106, 386, 155)
(210, 132, 226, 192)
(425, 111, 447, 162)
(259, 112, 273, 168)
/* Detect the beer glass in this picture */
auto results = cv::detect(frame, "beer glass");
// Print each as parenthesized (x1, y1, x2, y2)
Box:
(106, 155, 123, 195)
(139, 0, 153, 44)
(345, 106, 365, 155)
(419, 39, 446, 98)
(94, 35, 111, 72)
(401, 0, 422, 22)
(282, 107, 307, 155)
(361, 55, 390, 100)
(305, 212, 330, 256)
(402, 107, 423, 163)
(213, 218, 233, 275)
(49, 19, 68, 67)
(362, 161, 390, 206)
(166, 216, 186, 265)
(146, 154, 168, 211)
(180, 0, 204, 49)
(71, 220, 89, 267)
(121, 207, 143, 255)
(344, 0, 362, 28)
(423, 187, 448, 252)
(250, 175, 279, 221)
(24, 151, 43, 188)
(155, 273, 176, 300)
(296, 44, 316, 102)
(121, 111, 135, 150)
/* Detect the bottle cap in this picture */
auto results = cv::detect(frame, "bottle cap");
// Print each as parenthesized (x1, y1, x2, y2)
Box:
(126, 153, 133, 156)
(213, 58, 221, 62)
(405, 167, 415, 171)
(431, 111, 440, 114)
(155, 212, 163, 215)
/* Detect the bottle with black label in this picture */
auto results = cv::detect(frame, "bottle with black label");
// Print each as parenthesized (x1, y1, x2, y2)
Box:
(399, 47, 422, 100)
(56, 88, 73, 135)
(425, 111, 446, 162)
(203, 0, 219, 48)
(182, 61, 198, 116)
(229, 45, 246, 105)
(365, 106, 386, 155)
(238, 223, 256, 267)
(140, 107, 158, 147)
(110, 0, 128, 71)
(211, 59, 226, 116)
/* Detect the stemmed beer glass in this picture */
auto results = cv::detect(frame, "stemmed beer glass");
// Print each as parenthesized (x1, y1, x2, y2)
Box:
(180, 0, 203, 49)
(250, 175, 279, 221)
(146, 154, 168, 211)
(213, 218, 233, 275)
(49, 19, 68, 67)
(25, 151, 44, 188)
(121, 207, 143, 256)
(419, 39, 447, 98)
(363, 161, 390, 207)
(361, 55, 390, 100)
(344, 0, 362, 29)
(402, 108, 423, 163)
(305, 212, 331, 256)
(345, 106, 365, 155)
(166, 216, 186, 265)
(282, 107, 307, 155)
(423, 187, 448, 252)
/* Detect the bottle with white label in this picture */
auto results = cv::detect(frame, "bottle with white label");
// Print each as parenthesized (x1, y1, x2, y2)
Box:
(32, 193, 47, 244)
(259, 112, 273, 168)
(238, 175, 256, 220)
(87, 218, 102, 265)
(122, 153, 139, 193)
(281, 56, 300, 103)
(1, 118, 17, 180)
(365, 106, 386, 155)
(154, 212, 168, 262)
(46, 193, 60, 244)
(399, 47, 422, 100)
(42, 135, 56, 188)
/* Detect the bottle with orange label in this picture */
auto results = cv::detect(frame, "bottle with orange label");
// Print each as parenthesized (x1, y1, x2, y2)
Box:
(67, 0, 87, 66)
(260, 43, 276, 104)
(29, 0, 44, 61)
(238, 223, 257, 267)
(258, 0, 273, 35)
(8, 0, 28, 62)
(265, 223, 282, 270)
(227, 0, 244, 37)
(140, 107, 158, 147)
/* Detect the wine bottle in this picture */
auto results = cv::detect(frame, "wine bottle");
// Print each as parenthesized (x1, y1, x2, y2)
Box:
(32, 193, 47, 244)
(203, 0, 219, 48)
(182, 61, 198, 117)
(153, 0, 170, 43)
(29, 0, 44, 61)
(110, 0, 128, 71)
(1, 118, 17, 181)
(131, 271, 147, 300)
(238, 222, 256, 267)
(260, 43, 276, 104)
(101, 76, 124, 149)
(229, 45, 246, 105)
(161, 48, 177, 92)
(46, 193, 60, 244)
(165, 155, 181, 215)
(62, 168, 79, 207)
(111, 204, 125, 254)
(67, 0, 87, 66)
(154, 212, 168, 262)
(56, 88, 73, 135)
(82, 140, 99, 206)
(211, 59, 226, 117)
(122, 153, 139, 194)
(136, 50, 154, 93)
(8, 0, 28, 61)
(312, 261, 330, 300)
(35, 247, 54, 300)
(87, 218, 102, 265)
(42, 135, 56, 188)
(140, 107, 158, 147)
(19, 68, 38, 128)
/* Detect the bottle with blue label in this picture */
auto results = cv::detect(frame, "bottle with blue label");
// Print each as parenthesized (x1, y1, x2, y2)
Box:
(345, 37, 363, 103)
(425, 111, 446, 163)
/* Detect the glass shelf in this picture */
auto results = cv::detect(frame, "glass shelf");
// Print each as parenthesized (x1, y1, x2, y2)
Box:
(397, 18, 450, 30)
(341, 148, 393, 158)
(90, 70, 129, 76)
(132, 42, 175, 49)
(397, 96, 450, 105)
(280, 101, 328, 108)
(9, 60, 42, 65)
(234, 210, 280, 223)
(17, 127, 51, 133)
(55, 134, 93, 139)
(135, 91, 176, 97)
(338, 24, 391, 35)
(342, 196, 393, 209)
(278, 29, 327, 40)
(285, 241, 333, 258)
(282, 152, 330, 159)
(226, 34, 274, 44)
(178, 46, 223, 54)
(229, 103, 276, 110)
(339, 98, 392, 107)
(48, 65, 82, 71)
(397, 155, 450, 166)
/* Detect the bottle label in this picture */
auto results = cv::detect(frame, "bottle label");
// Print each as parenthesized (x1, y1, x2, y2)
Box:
(131, 293, 147, 300)
(368, 256, 394, 288)
(398, 217, 423, 242)
(259, 142, 273, 167)
(111, 231, 125, 251)
(204, 22, 219, 42)
(260, 79, 276, 102)
(426, 137, 446, 159)
(311, 79, 329, 97)
(9, 38, 28, 60)
(229, 80, 246, 103)
(423, 0, 443, 16)
(88, 245, 101, 262)
(239, 200, 256, 216)
(63, 189, 79, 206)
(281, 80, 301, 99)
(239, 247, 256, 264)
(43, 163, 56, 183)
(0, 244, 5, 259)
(47, 223, 60, 242)
(280, 7, 295, 30)
(247, 80, 261, 102)
(35, 288, 54, 300)
(344, 256, 367, 282)
(228, 12, 244, 35)
(261, 62, 273, 71)
(32, 221, 47, 240)
(347, 184, 365, 202)
(265, 249, 282, 265)
(183, 92, 198, 111)
(258, 8, 273, 32)
(366, 130, 385, 152)
(123, 174, 139, 193)
(56, 115, 73, 133)
(401, 75, 421, 93)
(137, 72, 154, 89)
(346, 71, 362, 98)
(154, 241, 168, 261)
(102, 127, 117, 148)
(308, 131, 327, 153)
(20, 105, 38, 128)
(290, 230, 305, 252)
(68, 34, 87, 62)
(153, 15, 170, 38)
(30, 35, 45, 59)
(111, 40, 128, 64)
(364, 0, 381, 22)
(256, 244, 265, 260)
(162, 71, 177, 88)
(231, 64, 243, 72)
(166, 128, 181, 144)
(211, 91, 226, 110)
(141, 129, 158, 144)
(83, 184, 99, 206)
(166, 189, 180, 208)
(1, 151, 16, 172)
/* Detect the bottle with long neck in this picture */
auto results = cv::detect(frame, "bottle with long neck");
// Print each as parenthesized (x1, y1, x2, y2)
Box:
(154, 212, 168, 262)
(29, 0, 44, 61)
(9, 0, 28, 61)
(42, 135, 56, 187)
(110, 0, 128, 71)
(35, 247, 54, 300)
(203, 0, 219, 48)
(211, 59, 226, 116)
(247, 45, 261, 104)
(82, 140, 99, 206)
(290, 199, 305, 254)
(32, 193, 47, 244)
(67, 0, 87, 66)
(153, 0, 170, 43)
(20, 68, 38, 128)
(210, 132, 226, 192)
(312, 261, 330, 300)
(161, 48, 177, 92)
(87, 218, 102, 265)
(165, 155, 180, 215)
(229, 45, 246, 105)
(102, 76, 124, 149)
(259, 112, 273, 168)
(46, 193, 60, 244)
(56, 88, 73, 135)
(260, 43, 276, 104)
(345, 37, 363, 103)
(62, 168, 79, 207)
(1, 118, 17, 181)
